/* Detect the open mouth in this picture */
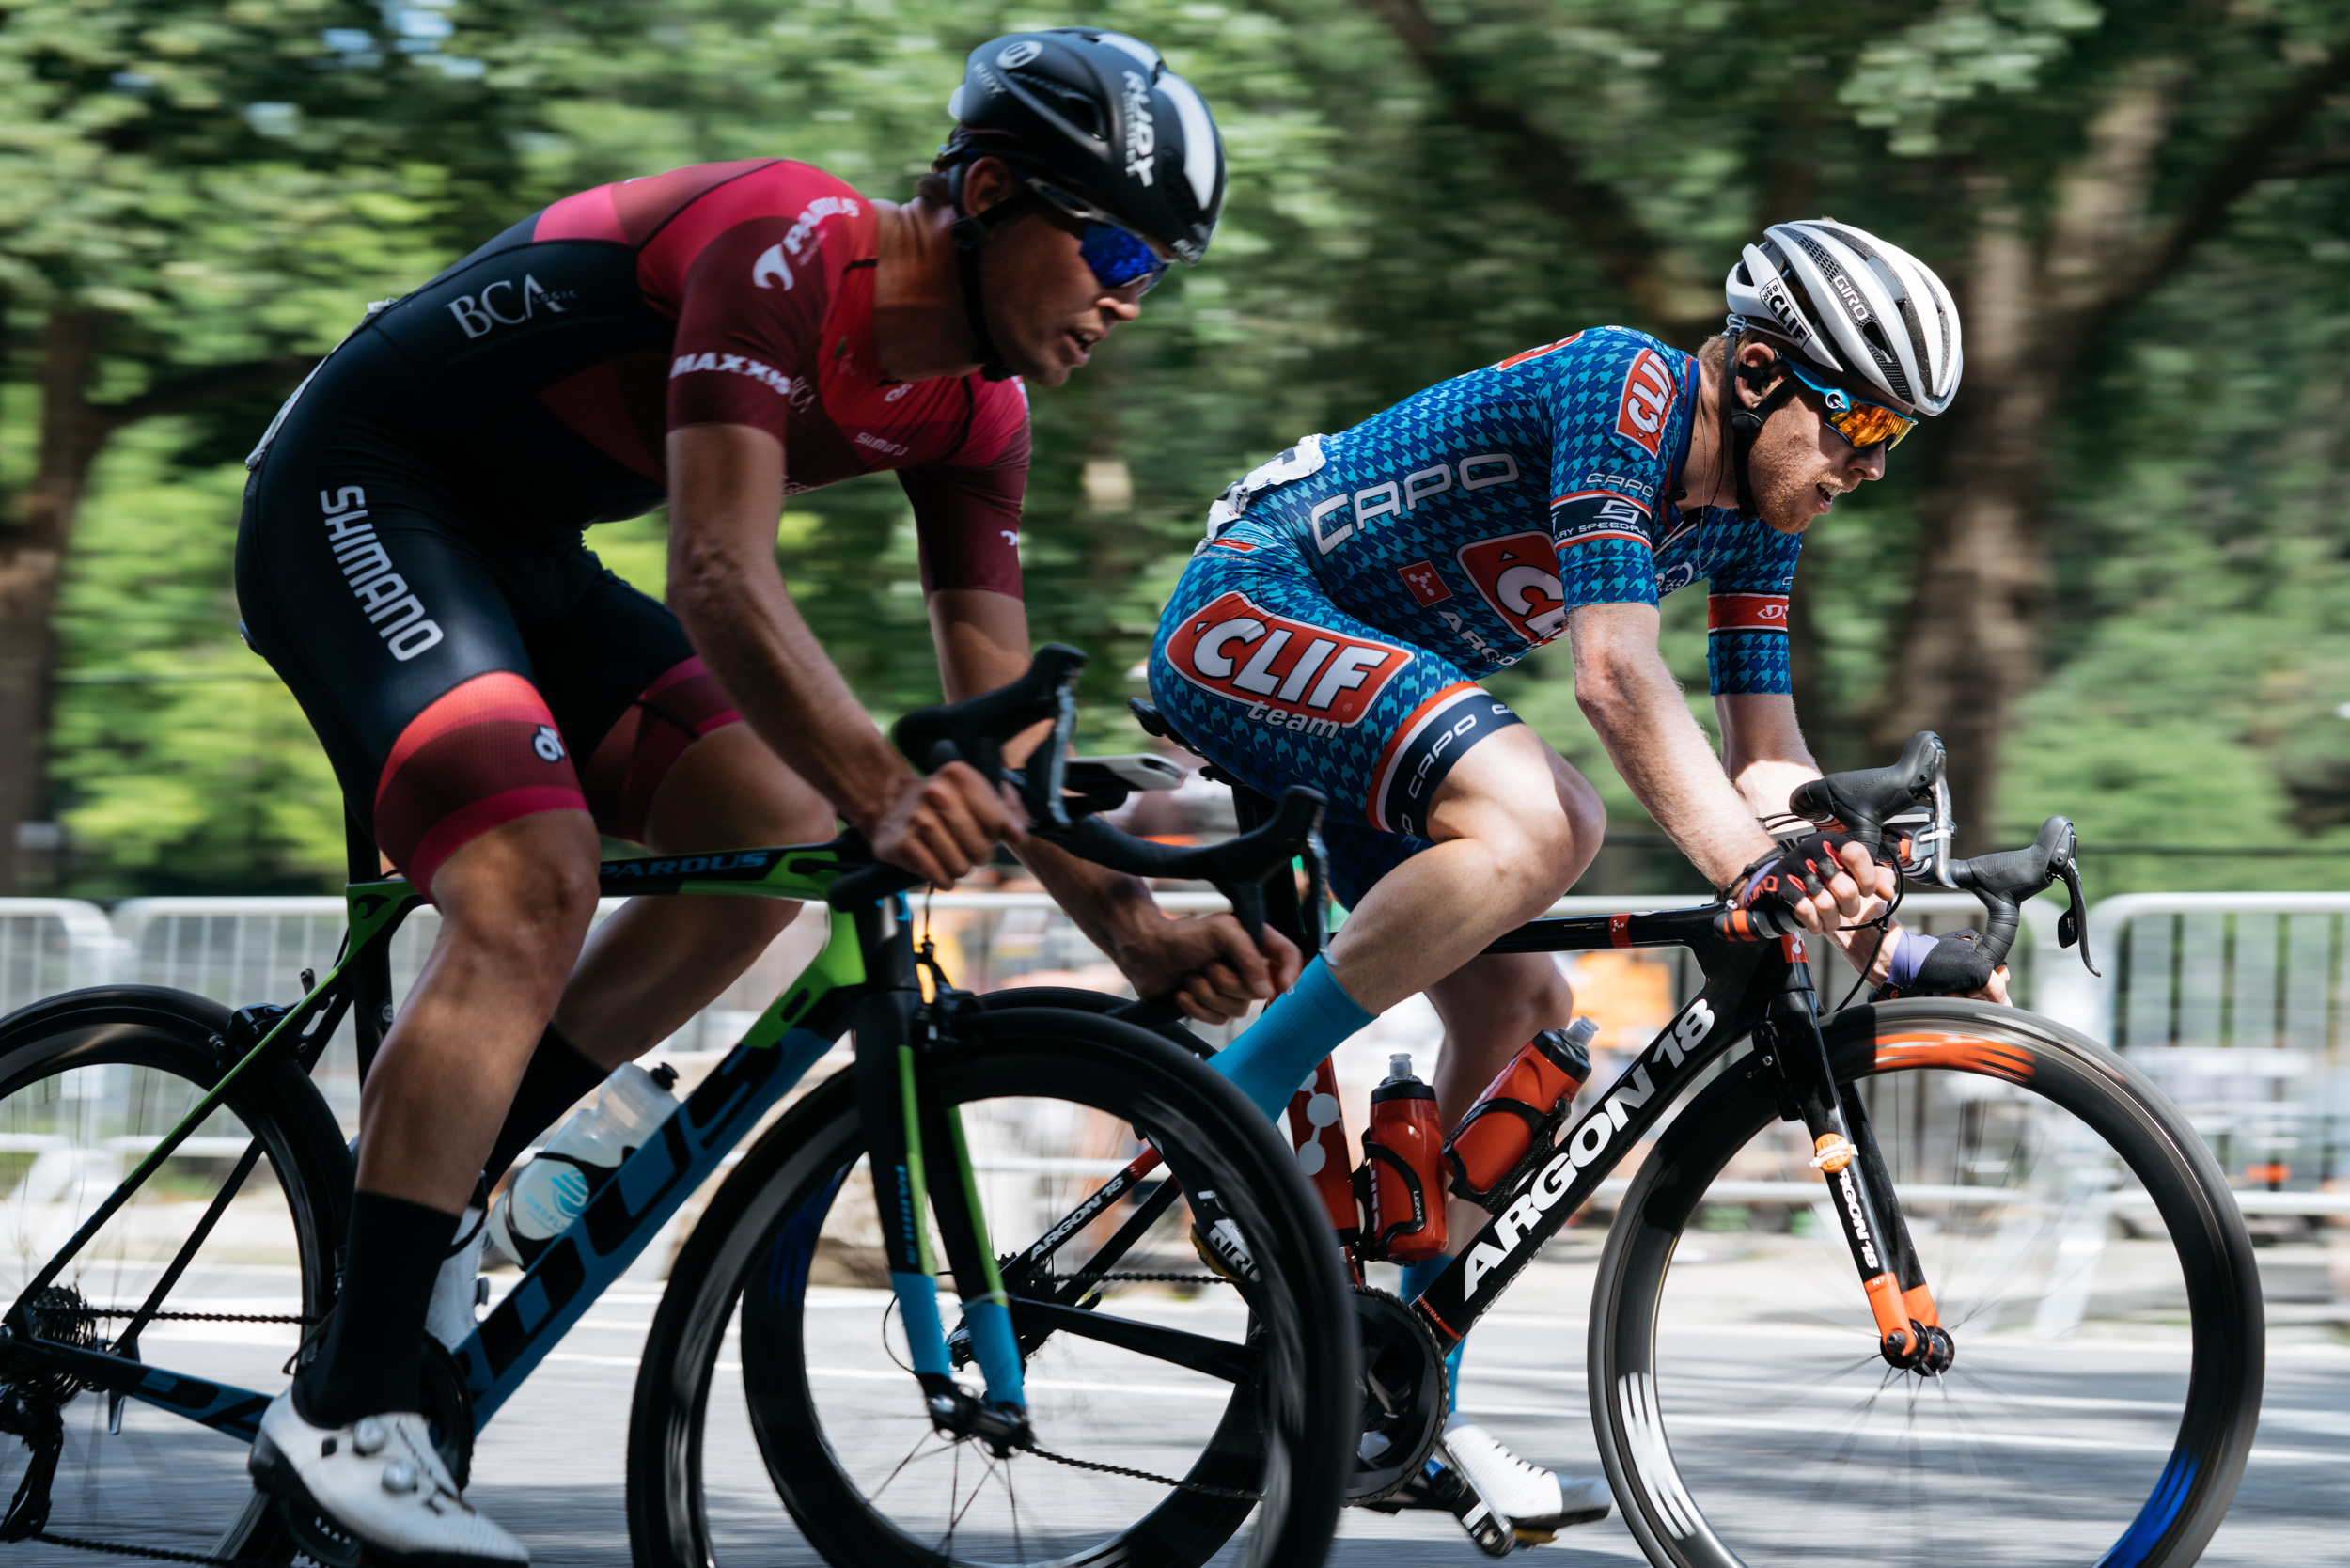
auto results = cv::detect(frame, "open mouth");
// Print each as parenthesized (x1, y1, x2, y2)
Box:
(1814, 483, 1839, 512)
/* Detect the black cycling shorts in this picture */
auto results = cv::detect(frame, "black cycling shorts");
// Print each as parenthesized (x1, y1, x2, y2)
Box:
(236, 368, 741, 897)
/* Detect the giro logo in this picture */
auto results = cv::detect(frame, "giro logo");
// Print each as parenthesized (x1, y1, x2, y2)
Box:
(446, 274, 567, 341)
(1165, 590, 1411, 729)
(1461, 998, 1714, 1298)
(1707, 593, 1790, 633)
(1614, 346, 1676, 456)
(1121, 70, 1156, 185)
(996, 39, 1042, 69)
(1831, 271, 1873, 324)
(1457, 532, 1569, 645)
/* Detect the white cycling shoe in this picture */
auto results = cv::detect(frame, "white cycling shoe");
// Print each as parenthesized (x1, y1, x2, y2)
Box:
(1442, 1414, 1612, 1534)
(250, 1391, 526, 1567)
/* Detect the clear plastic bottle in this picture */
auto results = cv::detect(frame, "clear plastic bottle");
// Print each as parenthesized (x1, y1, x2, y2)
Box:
(487, 1061, 678, 1267)
(1358, 1053, 1448, 1262)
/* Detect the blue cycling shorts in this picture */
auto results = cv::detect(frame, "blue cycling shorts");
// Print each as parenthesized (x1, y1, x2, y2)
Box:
(1148, 525, 1524, 908)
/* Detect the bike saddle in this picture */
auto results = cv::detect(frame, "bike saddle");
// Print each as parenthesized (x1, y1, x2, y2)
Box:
(1950, 815, 2095, 973)
(1790, 731, 1951, 872)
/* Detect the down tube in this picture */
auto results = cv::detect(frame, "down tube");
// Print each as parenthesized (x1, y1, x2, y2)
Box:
(455, 1026, 837, 1426)
(1412, 980, 1760, 1344)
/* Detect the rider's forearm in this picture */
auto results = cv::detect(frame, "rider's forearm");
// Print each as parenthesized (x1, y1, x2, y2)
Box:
(1571, 611, 1777, 887)
(667, 427, 915, 832)
(1716, 692, 1821, 818)
(1012, 839, 1161, 957)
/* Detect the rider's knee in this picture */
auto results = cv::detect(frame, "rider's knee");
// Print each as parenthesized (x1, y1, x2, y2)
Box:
(433, 820, 602, 993)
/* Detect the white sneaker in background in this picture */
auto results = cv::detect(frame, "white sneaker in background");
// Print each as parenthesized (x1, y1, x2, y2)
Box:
(249, 1392, 526, 1566)
(1441, 1413, 1612, 1532)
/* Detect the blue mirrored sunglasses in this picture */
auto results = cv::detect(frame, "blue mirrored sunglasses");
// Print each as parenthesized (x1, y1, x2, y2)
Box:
(1076, 221, 1168, 293)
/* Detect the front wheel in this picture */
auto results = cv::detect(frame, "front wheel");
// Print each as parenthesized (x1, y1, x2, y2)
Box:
(1591, 999, 2262, 1568)
(626, 1006, 1357, 1568)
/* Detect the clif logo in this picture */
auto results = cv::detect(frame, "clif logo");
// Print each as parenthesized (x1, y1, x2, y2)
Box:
(1457, 532, 1568, 645)
(1165, 590, 1411, 728)
(1615, 347, 1676, 456)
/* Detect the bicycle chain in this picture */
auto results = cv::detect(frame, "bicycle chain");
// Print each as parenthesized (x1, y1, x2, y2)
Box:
(79, 1309, 316, 1325)
(1022, 1442, 1262, 1501)
(1019, 1271, 1253, 1498)
(32, 1530, 280, 1568)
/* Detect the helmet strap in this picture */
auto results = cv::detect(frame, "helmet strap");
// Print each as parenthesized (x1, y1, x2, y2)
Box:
(948, 178, 1042, 384)
(1722, 324, 1799, 519)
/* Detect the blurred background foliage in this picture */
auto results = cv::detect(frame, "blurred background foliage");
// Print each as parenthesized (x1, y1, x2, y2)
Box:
(7, 0, 2350, 899)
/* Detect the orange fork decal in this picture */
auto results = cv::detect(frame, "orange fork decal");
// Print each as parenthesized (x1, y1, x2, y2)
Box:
(1901, 1281, 1942, 1330)
(1863, 1272, 1914, 1355)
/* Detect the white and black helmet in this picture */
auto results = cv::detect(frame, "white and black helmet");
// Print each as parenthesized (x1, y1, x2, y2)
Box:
(1725, 219, 1963, 416)
(942, 29, 1226, 265)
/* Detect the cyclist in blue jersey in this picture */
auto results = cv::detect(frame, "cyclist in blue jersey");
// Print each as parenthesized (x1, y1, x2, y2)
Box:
(1151, 219, 2001, 1530)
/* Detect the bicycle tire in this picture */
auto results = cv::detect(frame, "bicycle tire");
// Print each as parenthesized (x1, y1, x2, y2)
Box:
(626, 1005, 1356, 1568)
(1590, 998, 2262, 1568)
(0, 985, 353, 1565)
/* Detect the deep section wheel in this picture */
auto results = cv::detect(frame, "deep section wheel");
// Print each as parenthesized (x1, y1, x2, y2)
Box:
(0, 987, 351, 1565)
(626, 1006, 1355, 1568)
(1590, 999, 2262, 1568)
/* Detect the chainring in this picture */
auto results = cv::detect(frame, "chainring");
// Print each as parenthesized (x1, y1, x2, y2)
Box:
(1344, 1285, 1446, 1504)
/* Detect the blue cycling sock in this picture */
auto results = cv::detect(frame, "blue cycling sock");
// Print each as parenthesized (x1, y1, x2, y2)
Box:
(1210, 956, 1376, 1119)
(1398, 1254, 1449, 1302)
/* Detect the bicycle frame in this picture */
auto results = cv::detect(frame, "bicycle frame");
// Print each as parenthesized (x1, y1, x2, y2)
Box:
(1409, 908, 1941, 1364)
(0, 839, 1003, 1445)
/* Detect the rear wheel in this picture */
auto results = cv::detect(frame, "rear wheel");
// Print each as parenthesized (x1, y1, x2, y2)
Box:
(0, 987, 352, 1566)
(627, 1006, 1356, 1568)
(1591, 999, 2262, 1568)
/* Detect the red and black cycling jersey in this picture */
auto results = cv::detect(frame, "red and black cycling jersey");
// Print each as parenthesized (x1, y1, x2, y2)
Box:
(264, 158, 1027, 596)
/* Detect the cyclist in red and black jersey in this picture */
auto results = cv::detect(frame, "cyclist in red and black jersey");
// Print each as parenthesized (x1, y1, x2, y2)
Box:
(238, 32, 1281, 1562)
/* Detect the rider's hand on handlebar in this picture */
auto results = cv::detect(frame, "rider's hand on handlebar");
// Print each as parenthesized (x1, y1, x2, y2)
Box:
(868, 761, 1027, 886)
(1113, 915, 1303, 1027)
(1735, 831, 1894, 938)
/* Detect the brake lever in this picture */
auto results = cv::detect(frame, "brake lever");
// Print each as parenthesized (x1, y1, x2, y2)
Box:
(2056, 849, 2098, 976)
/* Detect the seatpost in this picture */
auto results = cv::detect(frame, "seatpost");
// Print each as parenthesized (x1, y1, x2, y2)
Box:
(1754, 935, 1926, 1366)
(346, 809, 395, 1085)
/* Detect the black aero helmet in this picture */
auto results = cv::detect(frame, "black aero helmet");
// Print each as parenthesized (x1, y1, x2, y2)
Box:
(940, 29, 1226, 265)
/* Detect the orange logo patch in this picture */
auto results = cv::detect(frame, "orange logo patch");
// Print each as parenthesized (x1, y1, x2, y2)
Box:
(1614, 347, 1676, 456)
(1164, 590, 1412, 729)
(1456, 531, 1568, 646)
(1873, 1032, 2035, 1083)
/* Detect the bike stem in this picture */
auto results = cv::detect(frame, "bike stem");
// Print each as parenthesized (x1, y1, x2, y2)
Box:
(1755, 936, 1937, 1368)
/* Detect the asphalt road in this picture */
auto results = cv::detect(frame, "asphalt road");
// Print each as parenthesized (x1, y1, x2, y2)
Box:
(24, 1234, 2342, 1568)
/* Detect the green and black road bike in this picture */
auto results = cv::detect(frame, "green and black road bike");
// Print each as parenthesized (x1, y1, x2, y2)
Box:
(0, 646, 1359, 1568)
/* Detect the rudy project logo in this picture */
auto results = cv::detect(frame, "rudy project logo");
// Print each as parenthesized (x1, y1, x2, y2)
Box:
(1165, 590, 1411, 729)
(1615, 347, 1676, 456)
(1121, 70, 1157, 186)
(1457, 532, 1568, 645)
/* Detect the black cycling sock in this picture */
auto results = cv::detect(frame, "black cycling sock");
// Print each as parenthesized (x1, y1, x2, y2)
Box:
(296, 1189, 460, 1428)
(482, 1021, 608, 1189)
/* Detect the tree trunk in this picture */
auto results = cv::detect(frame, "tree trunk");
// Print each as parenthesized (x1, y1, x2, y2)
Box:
(0, 312, 112, 892)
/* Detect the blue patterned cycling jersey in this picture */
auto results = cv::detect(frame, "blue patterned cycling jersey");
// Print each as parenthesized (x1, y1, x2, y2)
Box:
(1198, 325, 1802, 695)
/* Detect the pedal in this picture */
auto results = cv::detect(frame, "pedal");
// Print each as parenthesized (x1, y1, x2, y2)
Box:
(1423, 1443, 1515, 1558)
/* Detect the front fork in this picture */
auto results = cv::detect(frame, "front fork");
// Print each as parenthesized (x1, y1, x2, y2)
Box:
(848, 909, 1030, 1451)
(1759, 941, 1951, 1374)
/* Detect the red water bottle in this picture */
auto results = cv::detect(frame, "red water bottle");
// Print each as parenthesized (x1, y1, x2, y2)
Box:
(1442, 1017, 1596, 1204)
(1357, 1054, 1447, 1262)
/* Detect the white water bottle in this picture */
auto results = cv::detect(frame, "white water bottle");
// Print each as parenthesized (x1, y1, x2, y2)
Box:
(488, 1061, 678, 1266)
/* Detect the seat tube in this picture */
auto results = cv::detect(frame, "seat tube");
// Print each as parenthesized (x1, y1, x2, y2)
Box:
(1759, 937, 1920, 1361)
(346, 811, 394, 1083)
